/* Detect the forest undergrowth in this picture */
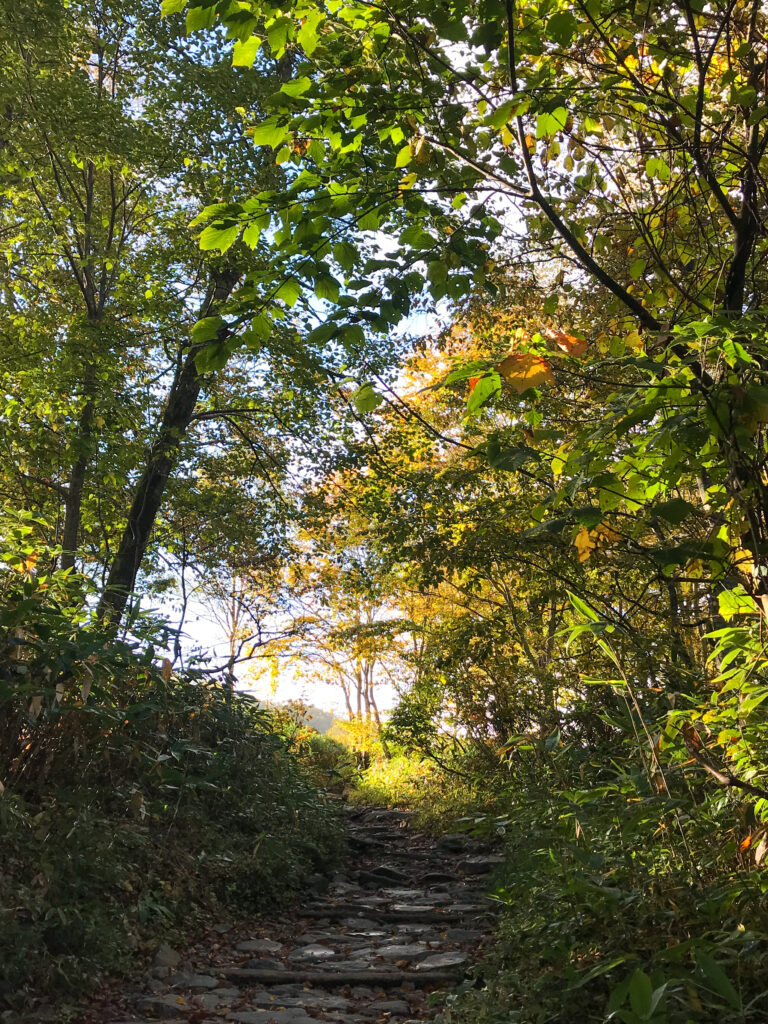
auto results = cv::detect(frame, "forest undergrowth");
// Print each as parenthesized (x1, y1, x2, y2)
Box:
(351, 743, 768, 1023)
(0, 549, 342, 1015)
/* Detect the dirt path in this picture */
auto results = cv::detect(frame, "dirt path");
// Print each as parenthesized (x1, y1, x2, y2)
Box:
(99, 804, 503, 1024)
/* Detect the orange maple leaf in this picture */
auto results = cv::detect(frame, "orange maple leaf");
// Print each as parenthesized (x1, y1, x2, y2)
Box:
(497, 352, 555, 394)
(544, 327, 588, 357)
(468, 376, 482, 393)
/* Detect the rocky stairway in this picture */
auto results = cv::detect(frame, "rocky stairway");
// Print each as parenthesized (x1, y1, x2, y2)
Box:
(109, 805, 504, 1024)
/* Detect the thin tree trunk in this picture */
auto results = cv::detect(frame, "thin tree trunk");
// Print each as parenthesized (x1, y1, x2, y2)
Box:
(97, 268, 239, 624)
(60, 392, 94, 572)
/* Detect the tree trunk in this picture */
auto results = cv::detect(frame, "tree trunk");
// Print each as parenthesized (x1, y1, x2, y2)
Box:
(97, 268, 239, 625)
(60, 392, 94, 572)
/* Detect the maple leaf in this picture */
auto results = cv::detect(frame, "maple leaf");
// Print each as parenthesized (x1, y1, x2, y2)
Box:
(574, 527, 595, 562)
(544, 327, 588, 357)
(497, 352, 555, 393)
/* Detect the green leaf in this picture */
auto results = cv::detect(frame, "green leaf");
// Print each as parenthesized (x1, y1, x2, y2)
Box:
(160, 0, 186, 15)
(267, 16, 292, 54)
(352, 383, 383, 413)
(645, 156, 671, 181)
(242, 221, 262, 248)
(487, 99, 517, 129)
(427, 261, 447, 285)
(186, 4, 216, 32)
(195, 341, 231, 374)
(536, 107, 567, 139)
(199, 222, 240, 252)
(251, 119, 290, 148)
(233, 36, 262, 67)
(190, 315, 224, 344)
(652, 497, 695, 524)
(314, 274, 340, 303)
(629, 969, 653, 1018)
(546, 11, 578, 45)
(249, 313, 271, 343)
(281, 76, 312, 97)
(333, 240, 358, 272)
(567, 591, 600, 622)
(629, 258, 646, 280)
(467, 372, 501, 413)
(297, 10, 323, 54)
(395, 144, 412, 168)
(718, 587, 755, 621)
(695, 952, 741, 1009)
(275, 278, 302, 307)
(543, 294, 559, 314)
(487, 440, 539, 471)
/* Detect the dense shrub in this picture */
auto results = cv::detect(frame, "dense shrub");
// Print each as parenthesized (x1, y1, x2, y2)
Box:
(0, 544, 341, 1009)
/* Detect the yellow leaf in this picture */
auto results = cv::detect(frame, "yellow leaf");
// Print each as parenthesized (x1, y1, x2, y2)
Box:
(551, 442, 570, 478)
(574, 527, 595, 562)
(498, 351, 555, 393)
(734, 548, 754, 577)
(594, 522, 622, 545)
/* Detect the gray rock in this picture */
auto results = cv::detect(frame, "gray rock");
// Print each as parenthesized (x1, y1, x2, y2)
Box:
(169, 971, 220, 990)
(153, 943, 181, 968)
(197, 989, 239, 1010)
(461, 855, 506, 875)
(415, 951, 469, 971)
(366, 864, 409, 882)
(136, 995, 188, 1018)
(236, 938, 283, 954)
(367, 999, 411, 1014)
(446, 927, 483, 943)
(228, 1011, 313, 1024)
(420, 871, 455, 883)
(243, 957, 285, 970)
(212, 922, 233, 934)
(286, 942, 337, 961)
(374, 943, 430, 962)
(250, 991, 351, 1011)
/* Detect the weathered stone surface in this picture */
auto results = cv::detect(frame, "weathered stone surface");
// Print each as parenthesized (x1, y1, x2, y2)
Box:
(445, 927, 483, 943)
(236, 938, 282, 953)
(197, 988, 239, 1010)
(420, 871, 455, 883)
(228, 1011, 314, 1024)
(153, 944, 181, 968)
(415, 951, 469, 971)
(373, 943, 431, 962)
(169, 972, 220, 990)
(436, 833, 468, 853)
(286, 942, 338, 961)
(461, 855, 506, 875)
(136, 995, 188, 1018)
(250, 991, 351, 1011)
(114, 805, 502, 1024)
(367, 999, 411, 1014)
